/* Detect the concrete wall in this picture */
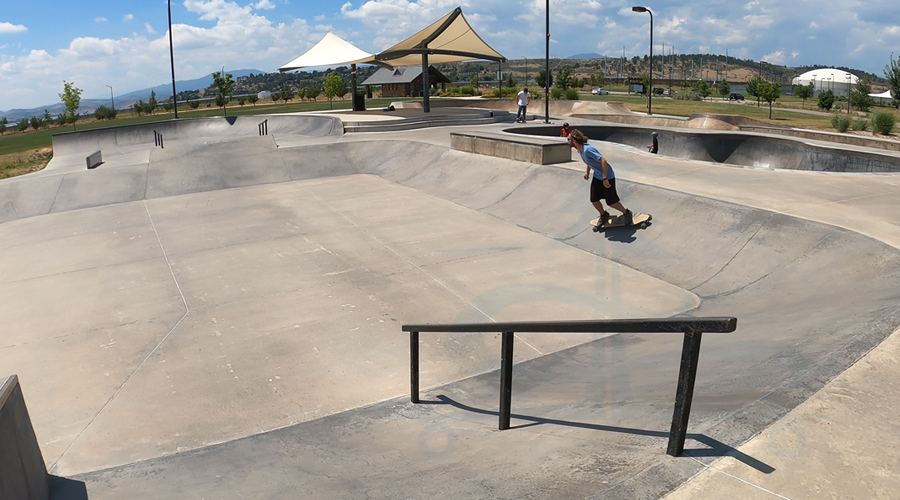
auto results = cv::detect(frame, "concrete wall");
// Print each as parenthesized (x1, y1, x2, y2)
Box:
(51, 114, 344, 157)
(450, 132, 571, 165)
(0, 375, 49, 500)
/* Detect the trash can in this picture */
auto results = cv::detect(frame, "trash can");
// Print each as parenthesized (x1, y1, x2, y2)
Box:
(353, 92, 366, 112)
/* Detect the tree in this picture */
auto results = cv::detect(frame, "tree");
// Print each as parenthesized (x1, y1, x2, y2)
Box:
(469, 74, 479, 88)
(306, 84, 320, 101)
(0, 117, 7, 135)
(746, 75, 763, 107)
(556, 65, 572, 90)
(758, 80, 782, 119)
(793, 82, 814, 108)
(248, 94, 259, 105)
(718, 81, 731, 98)
(322, 72, 348, 109)
(212, 71, 234, 116)
(637, 73, 650, 95)
(817, 89, 835, 111)
(279, 84, 294, 102)
(535, 69, 552, 89)
(148, 91, 159, 115)
(30, 116, 44, 131)
(692, 79, 712, 99)
(17, 118, 29, 132)
(59, 80, 83, 130)
(133, 101, 145, 116)
(850, 77, 875, 112)
(43, 109, 52, 123)
(884, 52, 900, 107)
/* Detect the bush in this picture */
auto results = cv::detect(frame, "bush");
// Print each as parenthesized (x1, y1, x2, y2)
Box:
(675, 91, 701, 101)
(460, 86, 476, 96)
(830, 115, 851, 132)
(94, 105, 118, 120)
(564, 88, 579, 100)
(871, 111, 896, 135)
(550, 87, 563, 99)
(852, 119, 869, 131)
(817, 90, 835, 111)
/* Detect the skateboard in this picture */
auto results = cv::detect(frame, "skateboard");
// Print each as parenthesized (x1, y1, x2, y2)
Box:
(590, 212, 652, 232)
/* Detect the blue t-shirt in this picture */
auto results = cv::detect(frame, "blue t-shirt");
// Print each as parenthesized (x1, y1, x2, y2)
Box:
(579, 144, 615, 180)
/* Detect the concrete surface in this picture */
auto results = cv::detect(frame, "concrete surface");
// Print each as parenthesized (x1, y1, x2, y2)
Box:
(2, 111, 900, 499)
(0, 375, 49, 500)
(450, 131, 571, 164)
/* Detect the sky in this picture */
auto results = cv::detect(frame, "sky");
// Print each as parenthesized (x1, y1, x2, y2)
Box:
(1, 0, 899, 111)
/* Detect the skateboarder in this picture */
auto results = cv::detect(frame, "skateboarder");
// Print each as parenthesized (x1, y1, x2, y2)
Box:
(647, 131, 658, 154)
(560, 122, 572, 137)
(568, 129, 632, 226)
(515, 88, 530, 123)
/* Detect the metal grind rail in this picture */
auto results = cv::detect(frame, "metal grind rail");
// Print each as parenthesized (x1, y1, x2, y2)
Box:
(402, 317, 737, 457)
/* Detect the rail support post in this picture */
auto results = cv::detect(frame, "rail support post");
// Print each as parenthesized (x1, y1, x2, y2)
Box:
(410, 331, 419, 403)
(667, 329, 703, 456)
(499, 331, 515, 430)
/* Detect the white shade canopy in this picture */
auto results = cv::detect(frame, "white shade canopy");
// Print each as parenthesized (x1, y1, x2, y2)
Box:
(278, 32, 375, 72)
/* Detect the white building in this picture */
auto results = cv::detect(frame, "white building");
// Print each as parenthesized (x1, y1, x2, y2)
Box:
(791, 69, 858, 97)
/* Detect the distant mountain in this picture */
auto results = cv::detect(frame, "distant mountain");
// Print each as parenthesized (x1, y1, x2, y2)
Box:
(118, 69, 263, 101)
(568, 53, 605, 60)
(0, 69, 264, 122)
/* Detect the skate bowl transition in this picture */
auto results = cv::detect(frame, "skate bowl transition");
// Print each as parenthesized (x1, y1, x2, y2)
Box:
(1, 115, 900, 498)
(508, 124, 900, 172)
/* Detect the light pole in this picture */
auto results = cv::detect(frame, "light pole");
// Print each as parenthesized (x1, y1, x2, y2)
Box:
(106, 85, 114, 110)
(847, 74, 852, 114)
(757, 60, 767, 107)
(632, 6, 653, 115)
(544, 0, 550, 124)
(168, 0, 178, 118)
(522, 56, 528, 86)
(830, 72, 834, 93)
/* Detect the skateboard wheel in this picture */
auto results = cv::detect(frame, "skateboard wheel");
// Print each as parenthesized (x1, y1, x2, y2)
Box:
(640, 223, 647, 229)
(592, 226, 599, 232)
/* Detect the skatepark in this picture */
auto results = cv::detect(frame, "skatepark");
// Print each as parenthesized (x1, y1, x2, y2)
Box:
(2, 102, 900, 499)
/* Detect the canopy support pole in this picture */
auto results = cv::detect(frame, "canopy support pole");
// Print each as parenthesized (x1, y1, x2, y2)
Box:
(422, 54, 431, 113)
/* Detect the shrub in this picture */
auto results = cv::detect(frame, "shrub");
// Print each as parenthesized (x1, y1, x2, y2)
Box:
(871, 111, 896, 135)
(852, 119, 869, 131)
(550, 87, 563, 99)
(460, 86, 476, 96)
(675, 91, 701, 101)
(564, 88, 579, 100)
(188, 100, 200, 109)
(830, 115, 851, 132)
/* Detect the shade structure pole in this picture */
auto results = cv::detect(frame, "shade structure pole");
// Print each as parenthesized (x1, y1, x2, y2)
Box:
(422, 54, 431, 113)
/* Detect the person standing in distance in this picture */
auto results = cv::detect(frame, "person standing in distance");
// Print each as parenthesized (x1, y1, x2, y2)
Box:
(515, 87, 530, 123)
(560, 122, 572, 137)
(647, 131, 659, 154)
(568, 129, 632, 226)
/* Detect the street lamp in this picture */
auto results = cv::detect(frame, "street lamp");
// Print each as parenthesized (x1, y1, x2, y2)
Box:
(632, 6, 653, 115)
(168, 0, 178, 118)
(830, 72, 834, 93)
(106, 85, 114, 110)
(847, 74, 852, 114)
(757, 60, 768, 107)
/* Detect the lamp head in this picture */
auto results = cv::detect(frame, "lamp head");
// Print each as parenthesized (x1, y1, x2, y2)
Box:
(632, 6, 648, 12)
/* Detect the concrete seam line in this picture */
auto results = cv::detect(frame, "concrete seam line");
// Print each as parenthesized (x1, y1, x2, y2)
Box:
(47, 202, 190, 475)
(686, 457, 794, 500)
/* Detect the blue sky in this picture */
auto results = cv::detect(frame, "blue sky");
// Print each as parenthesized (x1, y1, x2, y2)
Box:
(1, 0, 899, 111)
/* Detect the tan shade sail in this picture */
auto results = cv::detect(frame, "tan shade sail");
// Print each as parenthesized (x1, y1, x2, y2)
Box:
(279, 32, 376, 72)
(375, 7, 506, 67)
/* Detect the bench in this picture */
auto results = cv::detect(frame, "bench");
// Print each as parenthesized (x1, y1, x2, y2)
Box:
(86, 150, 102, 169)
(450, 131, 572, 165)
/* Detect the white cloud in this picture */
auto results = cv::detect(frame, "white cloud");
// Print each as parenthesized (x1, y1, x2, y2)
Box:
(145, 23, 157, 34)
(124, 14, 134, 22)
(95, 17, 108, 23)
(251, 0, 276, 9)
(0, 22, 28, 34)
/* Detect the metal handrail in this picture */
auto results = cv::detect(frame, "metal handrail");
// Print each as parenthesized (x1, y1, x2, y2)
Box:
(402, 317, 737, 457)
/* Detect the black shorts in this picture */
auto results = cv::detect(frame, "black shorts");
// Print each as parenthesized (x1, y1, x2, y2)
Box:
(590, 176, 620, 205)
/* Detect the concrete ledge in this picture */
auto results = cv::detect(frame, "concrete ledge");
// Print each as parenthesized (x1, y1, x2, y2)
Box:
(86, 150, 102, 170)
(450, 131, 571, 165)
(1, 375, 49, 500)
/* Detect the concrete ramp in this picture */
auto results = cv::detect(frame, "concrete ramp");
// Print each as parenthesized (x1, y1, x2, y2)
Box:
(50, 114, 342, 158)
(2, 138, 899, 497)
